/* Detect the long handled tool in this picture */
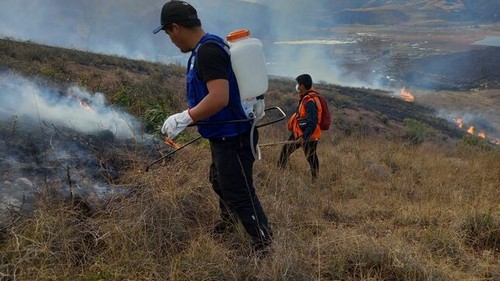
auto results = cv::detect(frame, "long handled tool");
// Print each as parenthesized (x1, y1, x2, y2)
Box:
(144, 106, 286, 172)
(144, 136, 202, 172)
(258, 140, 300, 147)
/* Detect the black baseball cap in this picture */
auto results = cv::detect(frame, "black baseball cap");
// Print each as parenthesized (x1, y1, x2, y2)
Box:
(152, 1, 200, 34)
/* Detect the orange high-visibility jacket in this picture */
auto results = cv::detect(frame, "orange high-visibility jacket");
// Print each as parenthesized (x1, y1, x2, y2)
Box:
(287, 91, 322, 140)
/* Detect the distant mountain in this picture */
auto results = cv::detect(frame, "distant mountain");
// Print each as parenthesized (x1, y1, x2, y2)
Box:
(310, 0, 500, 25)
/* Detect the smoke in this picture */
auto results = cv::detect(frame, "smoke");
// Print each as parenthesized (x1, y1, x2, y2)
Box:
(0, 0, 166, 60)
(0, 0, 361, 85)
(1, 0, 498, 141)
(0, 73, 141, 139)
(0, 72, 150, 224)
(437, 108, 499, 141)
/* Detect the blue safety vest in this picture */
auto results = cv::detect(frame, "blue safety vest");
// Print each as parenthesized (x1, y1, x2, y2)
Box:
(186, 33, 250, 138)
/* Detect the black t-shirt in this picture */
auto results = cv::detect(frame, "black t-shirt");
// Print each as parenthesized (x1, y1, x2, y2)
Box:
(196, 42, 230, 82)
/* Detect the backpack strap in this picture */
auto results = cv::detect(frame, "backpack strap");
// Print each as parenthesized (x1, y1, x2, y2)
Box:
(303, 90, 321, 109)
(196, 39, 230, 55)
(195, 38, 250, 122)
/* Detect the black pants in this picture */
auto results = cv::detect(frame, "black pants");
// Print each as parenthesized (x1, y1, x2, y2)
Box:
(209, 129, 272, 245)
(277, 133, 319, 179)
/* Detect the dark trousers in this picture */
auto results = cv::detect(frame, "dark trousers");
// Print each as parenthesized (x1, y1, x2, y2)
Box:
(277, 133, 319, 179)
(209, 129, 272, 244)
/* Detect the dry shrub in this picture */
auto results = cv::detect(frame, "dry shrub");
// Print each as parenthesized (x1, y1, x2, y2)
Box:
(1, 201, 101, 279)
(460, 212, 499, 252)
(1, 126, 499, 280)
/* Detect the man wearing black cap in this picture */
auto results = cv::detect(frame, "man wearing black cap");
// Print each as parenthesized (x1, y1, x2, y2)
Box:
(153, 1, 272, 253)
(278, 74, 321, 181)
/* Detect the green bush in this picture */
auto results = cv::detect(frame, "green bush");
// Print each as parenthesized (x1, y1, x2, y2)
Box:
(403, 118, 436, 144)
(461, 135, 494, 151)
(144, 105, 168, 134)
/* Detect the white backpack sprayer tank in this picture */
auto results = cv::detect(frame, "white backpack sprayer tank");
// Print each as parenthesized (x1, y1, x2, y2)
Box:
(226, 29, 268, 99)
(227, 29, 268, 159)
(226, 29, 268, 119)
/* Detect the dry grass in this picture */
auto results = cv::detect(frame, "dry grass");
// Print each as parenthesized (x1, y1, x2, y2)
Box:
(1, 128, 498, 280)
(1, 37, 499, 281)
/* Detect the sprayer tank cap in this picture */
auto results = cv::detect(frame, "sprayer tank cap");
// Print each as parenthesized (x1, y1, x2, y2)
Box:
(226, 29, 251, 42)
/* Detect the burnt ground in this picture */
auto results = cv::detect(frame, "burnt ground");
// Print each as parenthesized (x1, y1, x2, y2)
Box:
(324, 85, 466, 139)
(267, 78, 466, 142)
(0, 119, 166, 227)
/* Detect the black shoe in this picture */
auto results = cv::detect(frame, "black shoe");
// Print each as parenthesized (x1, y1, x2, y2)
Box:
(251, 226, 273, 256)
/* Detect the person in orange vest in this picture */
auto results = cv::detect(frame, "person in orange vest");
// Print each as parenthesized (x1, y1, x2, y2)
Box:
(277, 74, 321, 181)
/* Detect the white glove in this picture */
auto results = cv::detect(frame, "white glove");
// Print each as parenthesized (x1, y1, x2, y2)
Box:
(161, 109, 193, 139)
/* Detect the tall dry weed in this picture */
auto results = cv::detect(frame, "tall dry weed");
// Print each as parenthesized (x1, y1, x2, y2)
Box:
(1, 130, 499, 280)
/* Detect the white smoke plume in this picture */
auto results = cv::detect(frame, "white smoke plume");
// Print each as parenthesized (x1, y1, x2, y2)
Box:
(0, 0, 359, 86)
(4, 0, 497, 142)
(0, 73, 141, 139)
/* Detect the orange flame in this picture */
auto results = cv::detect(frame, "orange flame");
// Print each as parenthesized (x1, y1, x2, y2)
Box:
(453, 118, 464, 129)
(78, 99, 93, 111)
(400, 87, 414, 102)
(452, 117, 493, 141)
(164, 137, 181, 149)
(467, 126, 474, 135)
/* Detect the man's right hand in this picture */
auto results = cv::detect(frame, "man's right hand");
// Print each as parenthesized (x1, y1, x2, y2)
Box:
(161, 109, 193, 139)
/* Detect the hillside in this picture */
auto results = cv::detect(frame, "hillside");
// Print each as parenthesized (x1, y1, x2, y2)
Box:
(0, 39, 499, 280)
(0, 38, 466, 140)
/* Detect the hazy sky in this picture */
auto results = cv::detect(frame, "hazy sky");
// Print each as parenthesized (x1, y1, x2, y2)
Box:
(0, 0, 350, 85)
